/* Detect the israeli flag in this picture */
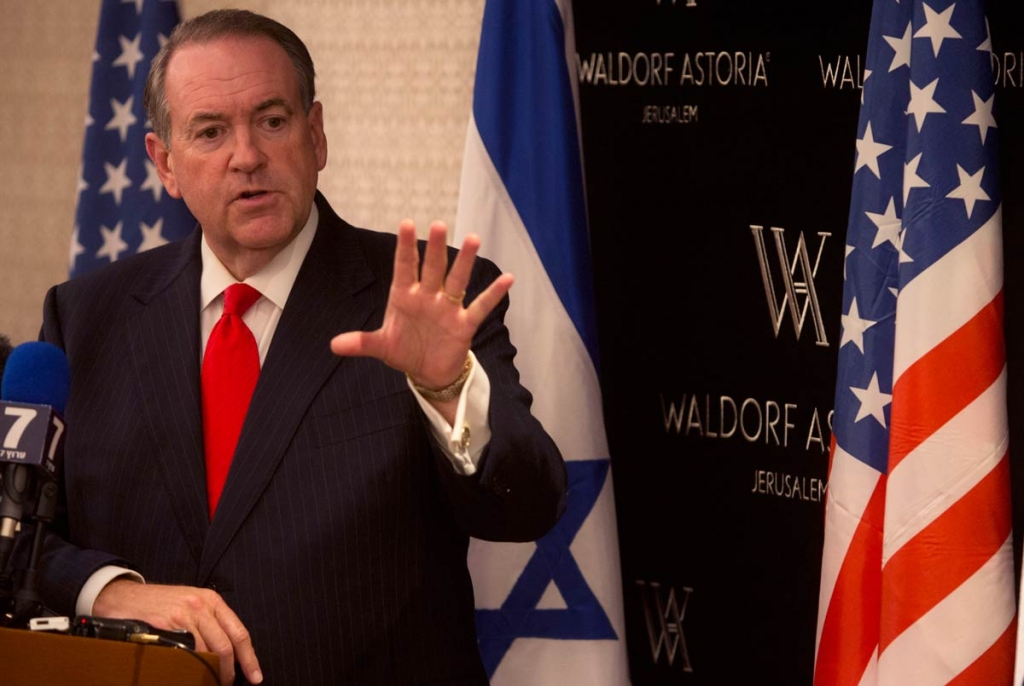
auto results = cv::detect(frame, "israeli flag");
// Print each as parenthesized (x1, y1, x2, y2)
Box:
(456, 1, 630, 683)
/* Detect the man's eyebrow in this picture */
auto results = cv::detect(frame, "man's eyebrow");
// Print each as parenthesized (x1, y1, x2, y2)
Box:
(183, 111, 225, 137)
(255, 98, 293, 114)
(181, 99, 294, 137)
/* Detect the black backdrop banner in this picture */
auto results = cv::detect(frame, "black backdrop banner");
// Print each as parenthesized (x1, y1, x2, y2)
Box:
(574, 0, 1024, 683)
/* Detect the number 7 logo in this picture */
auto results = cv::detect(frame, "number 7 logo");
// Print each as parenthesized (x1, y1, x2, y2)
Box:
(3, 407, 38, 450)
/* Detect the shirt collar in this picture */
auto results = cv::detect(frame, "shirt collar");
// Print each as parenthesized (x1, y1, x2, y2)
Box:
(200, 202, 319, 311)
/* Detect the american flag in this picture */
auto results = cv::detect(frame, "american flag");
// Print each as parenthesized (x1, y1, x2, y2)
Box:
(71, 0, 193, 278)
(814, 1, 1015, 684)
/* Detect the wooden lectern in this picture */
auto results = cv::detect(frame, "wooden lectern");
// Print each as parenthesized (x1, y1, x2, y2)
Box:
(0, 626, 218, 685)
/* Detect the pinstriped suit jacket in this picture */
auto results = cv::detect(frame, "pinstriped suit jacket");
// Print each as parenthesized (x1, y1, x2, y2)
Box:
(36, 194, 566, 685)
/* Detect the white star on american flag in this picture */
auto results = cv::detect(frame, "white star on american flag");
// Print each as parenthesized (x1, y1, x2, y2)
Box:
(883, 22, 912, 72)
(99, 157, 133, 206)
(96, 221, 129, 263)
(850, 372, 892, 428)
(111, 32, 145, 80)
(907, 78, 945, 132)
(855, 122, 892, 178)
(903, 152, 930, 205)
(69, 225, 86, 271)
(896, 228, 914, 264)
(105, 95, 138, 143)
(977, 18, 992, 52)
(946, 164, 990, 218)
(840, 299, 877, 354)
(914, 2, 962, 57)
(76, 165, 89, 198)
(139, 218, 169, 252)
(865, 197, 902, 250)
(962, 91, 997, 144)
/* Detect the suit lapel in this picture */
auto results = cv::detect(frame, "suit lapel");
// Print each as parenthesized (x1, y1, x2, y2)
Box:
(127, 230, 209, 566)
(199, 202, 379, 580)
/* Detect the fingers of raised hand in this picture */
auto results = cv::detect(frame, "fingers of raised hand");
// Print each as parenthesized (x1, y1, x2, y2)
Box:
(442, 233, 480, 307)
(330, 330, 380, 359)
(419, 221, 450, 292)
(465, 272, 515, 327)
(392, 219, 470, 309)
(393, 219, 419, 289)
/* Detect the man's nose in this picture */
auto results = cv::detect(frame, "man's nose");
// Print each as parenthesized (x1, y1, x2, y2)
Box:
(230, 128, 267, 173)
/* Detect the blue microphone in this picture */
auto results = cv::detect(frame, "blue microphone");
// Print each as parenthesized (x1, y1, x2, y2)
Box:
(1, 341, 69, 412)
(0, 342, 70, 571)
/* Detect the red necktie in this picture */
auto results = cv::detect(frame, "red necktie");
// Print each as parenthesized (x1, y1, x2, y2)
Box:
(202, 283, 262, 519)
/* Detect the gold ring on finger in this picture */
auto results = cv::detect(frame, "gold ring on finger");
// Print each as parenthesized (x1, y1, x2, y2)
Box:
(442, 288, 466, 305)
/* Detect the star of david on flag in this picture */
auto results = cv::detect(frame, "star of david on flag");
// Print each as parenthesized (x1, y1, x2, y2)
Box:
(71, 0, 194, 278)
(815, 1, 1015, 684)
(456, 0, 629, 684)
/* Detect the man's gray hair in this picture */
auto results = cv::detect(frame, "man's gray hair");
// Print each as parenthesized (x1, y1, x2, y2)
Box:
(144, 9, 316, 145)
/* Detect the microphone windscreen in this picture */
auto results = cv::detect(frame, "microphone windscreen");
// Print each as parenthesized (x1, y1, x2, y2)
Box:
(0, 342, 70, 414)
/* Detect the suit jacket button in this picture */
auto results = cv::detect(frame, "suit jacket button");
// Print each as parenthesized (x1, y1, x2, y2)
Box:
(490, 478, 511, 498)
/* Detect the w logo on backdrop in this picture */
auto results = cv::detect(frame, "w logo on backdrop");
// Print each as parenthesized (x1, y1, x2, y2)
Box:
(750, 226, 831, 347)
(636, 580, 694, 672)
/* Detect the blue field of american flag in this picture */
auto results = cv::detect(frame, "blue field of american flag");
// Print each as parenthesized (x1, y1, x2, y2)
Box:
(71, 0, 193, 279)
(456, 0, 630, 683)
(815, 1, 1015, 684)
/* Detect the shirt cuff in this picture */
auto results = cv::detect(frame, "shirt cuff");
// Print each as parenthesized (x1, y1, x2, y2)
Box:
(76, 565, 145, 617)
(407, 350, 491, 476)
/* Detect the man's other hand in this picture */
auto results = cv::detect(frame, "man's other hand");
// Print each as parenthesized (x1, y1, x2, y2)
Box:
(93, 579, 262, 685)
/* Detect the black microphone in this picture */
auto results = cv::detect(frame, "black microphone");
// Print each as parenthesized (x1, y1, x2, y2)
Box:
(0, 342, 69, 573)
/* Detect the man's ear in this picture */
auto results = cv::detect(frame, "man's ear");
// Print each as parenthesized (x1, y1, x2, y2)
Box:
(144, 132, 182, 199)
(308, 101, 328, 172)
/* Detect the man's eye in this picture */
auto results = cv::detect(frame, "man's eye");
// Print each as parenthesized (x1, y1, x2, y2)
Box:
(199, 128, 221, 140)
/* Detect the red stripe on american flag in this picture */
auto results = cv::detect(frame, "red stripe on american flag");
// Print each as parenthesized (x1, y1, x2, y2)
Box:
(878, 452, 1011, 652)
(888, 291, 1005, 471)
(948, 617, 1015, 686)
(814, 473, 885, 686)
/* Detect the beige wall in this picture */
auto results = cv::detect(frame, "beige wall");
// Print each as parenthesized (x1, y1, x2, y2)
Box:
(0, 0, 482, 344)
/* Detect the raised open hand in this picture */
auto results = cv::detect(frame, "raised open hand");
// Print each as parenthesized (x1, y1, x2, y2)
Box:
(330, 219, 513, 396)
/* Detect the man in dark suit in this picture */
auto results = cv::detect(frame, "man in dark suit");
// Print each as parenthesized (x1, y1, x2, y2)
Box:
(33, 9, 565, 685)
